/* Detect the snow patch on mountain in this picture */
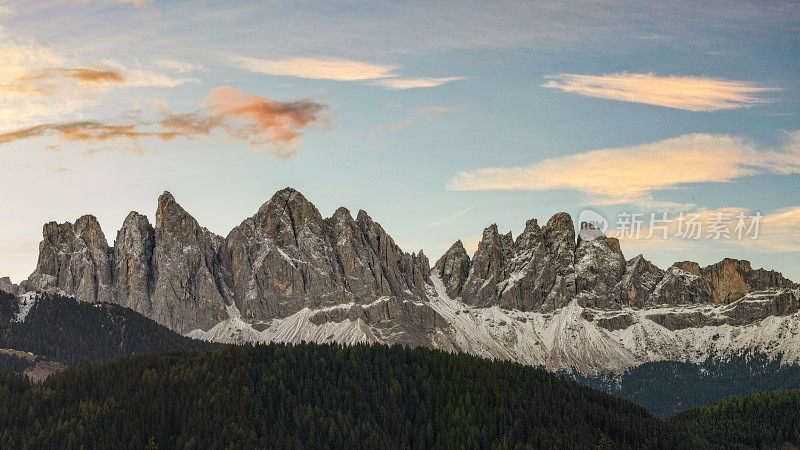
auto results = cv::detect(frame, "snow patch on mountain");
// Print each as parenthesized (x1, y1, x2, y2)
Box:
(187, 279, 800, 375)
(12, 293, 37, 323)
(187, 301, 379, 346)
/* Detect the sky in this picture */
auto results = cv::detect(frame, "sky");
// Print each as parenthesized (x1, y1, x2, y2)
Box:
(0, 0, 798, 283)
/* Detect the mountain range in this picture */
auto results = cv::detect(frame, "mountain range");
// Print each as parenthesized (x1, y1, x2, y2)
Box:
(4, 187, 798, 375)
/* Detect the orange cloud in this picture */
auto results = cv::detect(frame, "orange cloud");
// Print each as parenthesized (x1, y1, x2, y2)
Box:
(206, 87, 326, 146)
(448, 132, 800, 203)
(0, 87, 327, 157)
(23, 68, 125, 85)
(0, 122, 179, 155)
(542, 73, 779, 111)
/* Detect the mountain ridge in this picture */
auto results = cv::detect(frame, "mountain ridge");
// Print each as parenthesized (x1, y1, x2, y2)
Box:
(7, 187, 798, 376)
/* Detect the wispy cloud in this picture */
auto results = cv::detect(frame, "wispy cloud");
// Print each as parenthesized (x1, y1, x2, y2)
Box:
(374, 76, 466, 90)
(234, 55, 464, 89)
(0, 87, 328, 158)
(0, 122, 179, 155)
(115, 0, 154, 6)
(371, 117, 413, 134)
(372, 104, 465, 133)
(613, 205, 800, 254)
(415, 105, 467, 120)
(0, 29, 196, 132)
(235, 56, 396, 81)
(101, 59, 195, 87)
(542, 73, 779, 111)
(81, 0, 154, 6)
(425, 207, 472, 228)
(6, 68, 125, 93)
(153, 58, 204, 73)
(448, 132, 800, 204)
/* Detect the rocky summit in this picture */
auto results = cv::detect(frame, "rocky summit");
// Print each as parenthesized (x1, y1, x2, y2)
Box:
(20, 188, 430, 333)
(13, 187, 799, 374)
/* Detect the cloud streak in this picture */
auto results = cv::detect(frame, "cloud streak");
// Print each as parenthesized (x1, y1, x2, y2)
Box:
(613, 205, 800, 253)
(0, 87, 328, 158)
(17, 67, 125, 86)
(0, 29, 196, 132)
(374, 77, 466, 90)
(542, 73, 779, 111)
(448, 132, 800, 203)
(371, 117, 413, 134)
(153, 58, 204, 73)
(235, 56, 396, 81)
(372, 104, 465, 133)
(235, 55, 464, 89)
(425, 207, 472, 228)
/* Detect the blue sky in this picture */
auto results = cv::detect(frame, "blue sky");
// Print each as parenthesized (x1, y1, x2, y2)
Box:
(0, 0, 798, 282)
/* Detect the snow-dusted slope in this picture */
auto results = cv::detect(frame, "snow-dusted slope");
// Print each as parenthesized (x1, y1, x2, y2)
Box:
(188, 301, 379, 346)
(188, 280, 800, 375)
(11, 293, 38, 323)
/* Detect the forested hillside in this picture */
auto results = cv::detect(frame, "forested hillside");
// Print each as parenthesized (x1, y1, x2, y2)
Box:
(669, 389, 800, 448)
(0, 291, 218, 368)
(576, 355, 800, 417)
(0, 342, 702, 449)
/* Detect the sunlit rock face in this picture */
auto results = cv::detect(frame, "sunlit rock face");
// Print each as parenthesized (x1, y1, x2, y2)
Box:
(150, 191, 233, 333)
(112, 211, 155, 318)
(22, 214, 113, 304)
(20, 188, 430, 333)
(226, 188, 430, 323)
(17, 190, 798, 372)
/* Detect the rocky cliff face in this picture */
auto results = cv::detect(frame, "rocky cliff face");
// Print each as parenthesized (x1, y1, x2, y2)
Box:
(701, 258, 795, 303)
(0, 277, 18, 295)
(227, 188, 430, 322)
(434, 216, 793, 312)
(22, 215, 113, 303)
(150, 192, 233, 332)
(615, 255, 664, 307)
(456, 214, 578, 311)
(20, 188, 430, 333)
(17, 190, 795, 338)
(112, 212, 155, 317)
(574, 235, 626, 309)
(433, 240, 470, 298)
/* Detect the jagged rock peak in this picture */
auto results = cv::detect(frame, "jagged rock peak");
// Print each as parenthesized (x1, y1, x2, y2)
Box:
(700, 258, 795, 303)
(445, 240, 467, 255)
(459, 224, 507, 306)
(151, 190, 231, 333)
(514, 218, 543, 250)
(574, 235, 626, 309)
(616, 254, 664, 308)
(672, 261, 702, 276)
(433, 240, 471, 298)
(257, 187, 315, 215)
(546, 212, 573, 230)
(355, 209, 372, 224)
(248, 187, 325, 248)
(331, 206, 353, 221)
(112, 210, 155, 317)
(156, 190, 197, 231)
(24, 214, 113, 303)
(0, 277, 18, 295)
